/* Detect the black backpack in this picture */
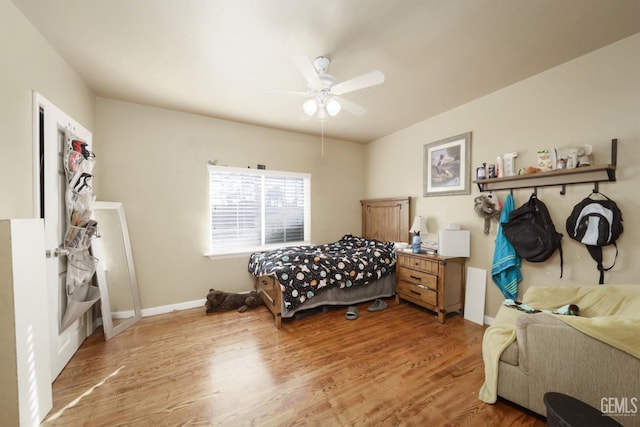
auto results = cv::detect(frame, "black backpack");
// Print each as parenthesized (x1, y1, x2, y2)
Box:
(566, 193, 623, 284)
(501, 194, 563, 277)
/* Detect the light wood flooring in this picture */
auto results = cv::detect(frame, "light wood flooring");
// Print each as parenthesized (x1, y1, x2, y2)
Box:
(44, 299, 545, 426)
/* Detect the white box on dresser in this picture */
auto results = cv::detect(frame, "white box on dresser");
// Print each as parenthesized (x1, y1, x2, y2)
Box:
(437, 230, 470, 257)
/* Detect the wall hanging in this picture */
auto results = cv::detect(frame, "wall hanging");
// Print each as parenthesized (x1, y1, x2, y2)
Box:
(423, 132, 472, 197)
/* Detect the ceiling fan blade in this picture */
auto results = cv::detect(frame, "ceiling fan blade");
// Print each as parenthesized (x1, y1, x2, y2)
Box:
(268, 90, 310, 97)
(335, 96, 367, 116)
(292, 55, 321, 89)
(332, 70, 385, 95)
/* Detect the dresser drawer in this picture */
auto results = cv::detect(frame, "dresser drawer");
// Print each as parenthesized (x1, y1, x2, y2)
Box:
(398, 255, 440, 274)
(397, 281, 437, 306)
(397, 267, 437, 289)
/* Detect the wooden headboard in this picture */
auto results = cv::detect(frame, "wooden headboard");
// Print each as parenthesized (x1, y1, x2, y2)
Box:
(360, 197, 411, 243)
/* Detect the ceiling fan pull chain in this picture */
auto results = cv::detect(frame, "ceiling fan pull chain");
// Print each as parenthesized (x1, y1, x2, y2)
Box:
(321, 121, 325, 157)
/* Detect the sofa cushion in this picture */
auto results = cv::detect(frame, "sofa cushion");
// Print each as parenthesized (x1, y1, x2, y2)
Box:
(499, 341, 519, 366)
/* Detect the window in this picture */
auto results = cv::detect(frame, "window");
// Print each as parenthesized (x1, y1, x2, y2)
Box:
(208, 165, 311, 255)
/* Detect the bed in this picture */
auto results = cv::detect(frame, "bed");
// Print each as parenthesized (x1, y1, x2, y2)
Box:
(249, 197, 410, 328)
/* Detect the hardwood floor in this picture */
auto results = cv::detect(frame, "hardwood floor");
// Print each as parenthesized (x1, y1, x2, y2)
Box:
(44, 299, 545, 426)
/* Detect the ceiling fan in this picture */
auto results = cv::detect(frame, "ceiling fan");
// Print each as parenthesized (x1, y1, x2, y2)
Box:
(285, 55, 385, 121)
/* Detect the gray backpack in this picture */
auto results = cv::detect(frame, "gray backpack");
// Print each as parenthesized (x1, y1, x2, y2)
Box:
(565, 193, 623, 284)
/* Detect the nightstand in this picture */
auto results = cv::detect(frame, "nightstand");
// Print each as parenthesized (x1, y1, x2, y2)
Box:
(395, 251, 466, 323)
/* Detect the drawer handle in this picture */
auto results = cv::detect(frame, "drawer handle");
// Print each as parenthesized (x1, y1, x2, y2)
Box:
(410, 290, 422, 296)
(410, 275, 422, 281)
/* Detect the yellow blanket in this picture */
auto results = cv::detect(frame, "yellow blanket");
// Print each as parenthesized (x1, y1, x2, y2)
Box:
(479, 284, 640, 404)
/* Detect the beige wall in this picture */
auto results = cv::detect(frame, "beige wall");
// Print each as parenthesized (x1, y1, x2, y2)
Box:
(95, 98, 365, 309)
(365, 34, 640, 318)
(4, 0, 639, 319)
(0, 0, 95, 219)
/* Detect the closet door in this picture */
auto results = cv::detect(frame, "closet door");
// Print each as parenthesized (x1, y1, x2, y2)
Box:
(34, 93, 93, 380)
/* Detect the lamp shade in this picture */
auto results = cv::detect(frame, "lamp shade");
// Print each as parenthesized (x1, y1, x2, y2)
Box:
(410, 215, 428, 235)
(325, 98, 341, 116)
(302, 98, 318, 116)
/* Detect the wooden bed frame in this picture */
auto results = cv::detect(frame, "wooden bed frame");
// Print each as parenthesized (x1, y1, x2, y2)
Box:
(253, 197, 410, 328)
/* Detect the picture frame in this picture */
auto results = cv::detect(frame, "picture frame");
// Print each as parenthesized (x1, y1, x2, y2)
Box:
(423, 132, 472, 197)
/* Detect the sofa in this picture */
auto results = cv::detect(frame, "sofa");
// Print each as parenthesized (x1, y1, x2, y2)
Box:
(479, 285, 640, 427)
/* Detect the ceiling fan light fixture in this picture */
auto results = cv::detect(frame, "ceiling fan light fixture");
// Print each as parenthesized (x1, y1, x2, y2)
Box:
(302, 98, 318, 116)
(316, 107, 328, 121)
(289, 55, 384, 122)
(325, 98, 341, 117)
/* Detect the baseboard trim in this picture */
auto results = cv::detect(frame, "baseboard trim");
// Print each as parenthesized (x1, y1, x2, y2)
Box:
(119, 300, 494, 324)
(94, 299, 206, 332)
(140, 299, 206, 318)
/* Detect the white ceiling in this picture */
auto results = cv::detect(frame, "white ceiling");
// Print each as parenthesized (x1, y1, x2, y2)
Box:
(12, 0, 640, 143)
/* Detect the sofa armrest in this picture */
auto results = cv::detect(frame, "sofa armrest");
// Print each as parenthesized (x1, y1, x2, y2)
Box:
(515, 313, 569, 374)
(514, 313, 640, 418)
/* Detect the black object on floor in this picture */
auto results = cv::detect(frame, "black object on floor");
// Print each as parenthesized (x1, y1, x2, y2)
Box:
(544, 392, 623, 427)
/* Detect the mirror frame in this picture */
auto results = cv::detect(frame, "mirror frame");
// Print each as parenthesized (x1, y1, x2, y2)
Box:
(91, 201, 141, 340)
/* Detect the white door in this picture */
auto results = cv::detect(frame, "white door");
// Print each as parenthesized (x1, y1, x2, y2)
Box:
(33, 93, 93, 380)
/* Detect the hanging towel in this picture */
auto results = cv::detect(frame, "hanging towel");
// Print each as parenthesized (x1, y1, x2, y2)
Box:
(491, 194, 522, 300)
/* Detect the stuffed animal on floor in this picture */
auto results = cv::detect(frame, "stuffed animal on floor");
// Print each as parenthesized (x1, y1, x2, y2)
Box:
(205, 289, 262, 314)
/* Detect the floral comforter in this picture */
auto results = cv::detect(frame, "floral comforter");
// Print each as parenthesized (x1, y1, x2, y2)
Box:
(248, 235, 396, 311)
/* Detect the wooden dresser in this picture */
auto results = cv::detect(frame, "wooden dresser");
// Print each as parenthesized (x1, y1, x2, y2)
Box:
(395, 251, 466, 323)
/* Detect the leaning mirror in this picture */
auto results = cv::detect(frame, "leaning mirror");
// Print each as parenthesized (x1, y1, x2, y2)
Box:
(91, 201, 141, 340)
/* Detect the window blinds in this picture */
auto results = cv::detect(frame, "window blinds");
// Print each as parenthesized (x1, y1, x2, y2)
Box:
(208, 165, 310, 254)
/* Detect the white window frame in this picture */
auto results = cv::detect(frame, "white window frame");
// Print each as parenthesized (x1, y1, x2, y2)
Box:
(207, 165, 311, 258)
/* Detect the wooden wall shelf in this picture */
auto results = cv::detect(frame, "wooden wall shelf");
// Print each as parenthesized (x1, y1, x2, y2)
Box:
(473, 139, 617, 194)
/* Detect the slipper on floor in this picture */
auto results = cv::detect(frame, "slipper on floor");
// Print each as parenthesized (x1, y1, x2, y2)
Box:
(367, 299, 388, 312)
(345, 306, 359, 320)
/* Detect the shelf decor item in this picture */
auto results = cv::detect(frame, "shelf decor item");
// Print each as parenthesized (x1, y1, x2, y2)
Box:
(473, 139, 617, 195)
(423, 132, 472, 197)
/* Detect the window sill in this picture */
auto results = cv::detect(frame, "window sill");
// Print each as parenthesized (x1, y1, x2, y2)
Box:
(203, 251, 254, 260)
(204, 241, 311, 260)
